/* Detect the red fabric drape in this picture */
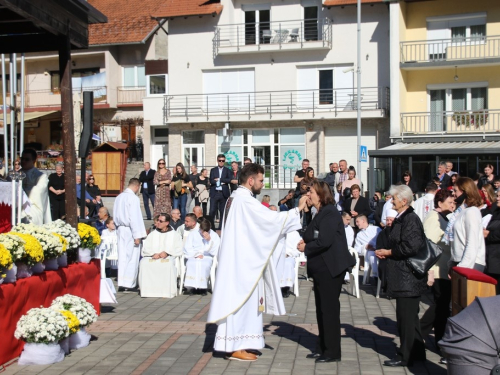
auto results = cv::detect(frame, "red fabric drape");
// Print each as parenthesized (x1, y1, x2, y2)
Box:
(0, 260, 101, 366)
(0, 203, 12, 233)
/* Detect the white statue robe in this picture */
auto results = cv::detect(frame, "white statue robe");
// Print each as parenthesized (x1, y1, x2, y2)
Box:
(139, 229, 183, 298)
(274, 231, 301, 288)
(100, 229, 118, 269)
(208, 186, 301, 353)
(25, 173, 51, 225)
(113, 188, 147, 288)
(355, 225, 382, 277)
(184, 229, 220, 289)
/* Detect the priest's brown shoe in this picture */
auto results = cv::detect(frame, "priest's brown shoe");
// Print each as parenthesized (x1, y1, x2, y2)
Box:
(226, 350, 258, 362)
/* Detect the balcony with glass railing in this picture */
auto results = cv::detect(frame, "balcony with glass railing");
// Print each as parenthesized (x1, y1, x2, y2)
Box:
(117, 86, 146, 106)
(163, 87, 388, 123)
(213, 18, 332, 57)
(400, 35, 500, 67)
(400, 109, 500, 137)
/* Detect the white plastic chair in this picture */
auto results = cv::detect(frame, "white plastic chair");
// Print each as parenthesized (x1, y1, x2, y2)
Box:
(208, 255, 217, 292)
(178, 254, 187, 295)
(293, 252, 308, 297)
(362, 253, 382, 298)
(348, 247, 360, 298)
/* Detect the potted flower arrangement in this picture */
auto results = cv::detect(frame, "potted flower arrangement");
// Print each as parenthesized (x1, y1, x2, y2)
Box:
(12, 224, 63, 271)
(0, 243, 13, 285)
(0, 233, 23, 283)
(58, 310, 80, 354)
(44, 220, 81, 266)
(9, 232, 44, 276)
(14, 307, 69, 365)
(77, 223, 101, 263)
(51, 294, 98, 349)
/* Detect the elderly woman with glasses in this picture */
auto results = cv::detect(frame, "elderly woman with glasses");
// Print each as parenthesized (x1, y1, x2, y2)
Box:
(375, 185, 427, 367)
(153, 159, 172, 218)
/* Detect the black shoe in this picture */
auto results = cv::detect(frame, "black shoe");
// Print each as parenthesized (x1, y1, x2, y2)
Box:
(183, 289, 193, 296)
(383, 358, 407, 367)
(315, 356, 341, 363)
(306, 352, 321, 359)
(439, 357, 447, 364)
(200, 289, 208, 296)
(146, 218, 152, 220)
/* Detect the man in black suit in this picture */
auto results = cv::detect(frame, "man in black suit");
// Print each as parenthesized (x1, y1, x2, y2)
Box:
(139, 162, 156, 220)
(209, 154, 232, 230)
(436, 161, 452, 190)
(229, 161, 240, 192)
(342, 184, 372, 231)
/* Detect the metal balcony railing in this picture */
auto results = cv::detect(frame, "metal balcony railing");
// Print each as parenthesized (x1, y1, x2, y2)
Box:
(117, 86, 146, 105)
(164, 87, 388, 122)
(401, 109, 500, 135)
(213, 18, 332, 57)
(400, 35, 500, 64)
(0, 87, 108, 108)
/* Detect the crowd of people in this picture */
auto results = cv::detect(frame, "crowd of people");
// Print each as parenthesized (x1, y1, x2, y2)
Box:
(5, 148, 500, 367)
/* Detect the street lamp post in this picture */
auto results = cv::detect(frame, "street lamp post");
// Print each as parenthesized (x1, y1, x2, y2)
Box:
(356, 0, 362, 179)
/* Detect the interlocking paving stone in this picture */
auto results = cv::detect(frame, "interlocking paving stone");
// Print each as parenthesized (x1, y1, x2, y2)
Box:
(2, 271, 447, 375)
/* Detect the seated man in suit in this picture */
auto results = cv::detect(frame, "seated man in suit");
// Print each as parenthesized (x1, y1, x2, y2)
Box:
(355, 214, 381, 284)
(138, 213, 183, 298)
(209, 154, 232, 230)
(94, 206, 109, 235)
(342, 184, 372, 231)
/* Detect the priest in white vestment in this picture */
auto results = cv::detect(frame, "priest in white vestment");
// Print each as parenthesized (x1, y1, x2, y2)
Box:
(177, 213, 200, 245)
(139, 213, 183, 298)
(207, 164, 308, 362)
(183, 218, 220, 296)
(19, 149, 51, 225)
(354, 215, 381, 281)
(114, 178, 147, 290)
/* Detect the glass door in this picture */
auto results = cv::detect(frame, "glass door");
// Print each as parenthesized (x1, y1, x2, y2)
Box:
(183, 145, 205, 168)
(430, 89, 446, 132)
(304, 6, 318, 41)
(253, 146, 271, 188)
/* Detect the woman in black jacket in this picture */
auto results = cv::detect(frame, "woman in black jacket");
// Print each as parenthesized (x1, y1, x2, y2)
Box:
(297, 180, 355, 363)
(484, 195, 500, 294)
(375, 184, 427, 367)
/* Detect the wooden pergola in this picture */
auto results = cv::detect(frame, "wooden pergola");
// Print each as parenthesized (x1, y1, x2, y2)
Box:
(0, 0, 107, 228)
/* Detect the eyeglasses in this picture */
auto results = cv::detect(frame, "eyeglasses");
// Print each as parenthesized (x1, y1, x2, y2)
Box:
(218, 159, 225, 162)
(156, 219, 167, 223)
(158, 162, 165, 165)
(88, 178, 94, 180)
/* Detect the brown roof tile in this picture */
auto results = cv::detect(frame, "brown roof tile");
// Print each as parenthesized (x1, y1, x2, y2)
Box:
(153, 0, 223, 19)
(323, 0, 385, 6)
(88, 0, 162, 45)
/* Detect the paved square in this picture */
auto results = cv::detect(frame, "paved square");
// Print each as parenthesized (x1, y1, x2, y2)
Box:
(2, 272, 447, 375)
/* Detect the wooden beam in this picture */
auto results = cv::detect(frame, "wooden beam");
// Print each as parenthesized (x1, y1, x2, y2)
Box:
(59, 33, 77, 229)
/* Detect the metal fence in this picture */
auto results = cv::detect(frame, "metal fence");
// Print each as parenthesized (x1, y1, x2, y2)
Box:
(164, 87, 388, 122)
(213, 18, 332, 56)
(400, 35, 500, 63)
(401, 109, 500, 135)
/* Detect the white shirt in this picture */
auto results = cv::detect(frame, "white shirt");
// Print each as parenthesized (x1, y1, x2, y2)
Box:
(216, 167, 223, 190)
(143, 169, 150, 189)
(381, 199, 393, 226)
(355, 225, 381, 256)
(344, 225, 354, 247)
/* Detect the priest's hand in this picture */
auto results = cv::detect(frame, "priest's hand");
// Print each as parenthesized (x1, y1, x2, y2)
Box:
(196, 255, 204, 259)
(134, 238, 141, 246)
(159, 251, 168, 259)
(297, 239, 305, 252)
(152, 253, 160, 259)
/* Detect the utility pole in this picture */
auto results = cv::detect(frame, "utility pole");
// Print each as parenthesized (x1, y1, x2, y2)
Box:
(356, 0, 362, 179)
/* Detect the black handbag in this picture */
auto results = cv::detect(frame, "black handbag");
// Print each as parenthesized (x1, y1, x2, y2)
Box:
(406, 237, 443, 278)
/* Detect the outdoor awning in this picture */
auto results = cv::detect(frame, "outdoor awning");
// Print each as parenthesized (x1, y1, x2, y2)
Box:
(0, 111, 59, 125)
(369, 141, 500, 157)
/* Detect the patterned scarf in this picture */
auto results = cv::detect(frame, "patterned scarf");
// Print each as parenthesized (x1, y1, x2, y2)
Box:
(444, 197, 467, 245)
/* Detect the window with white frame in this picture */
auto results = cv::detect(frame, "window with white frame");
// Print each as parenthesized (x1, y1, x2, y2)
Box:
(242, 4, 271, 45)
(427, 13, 487, 42)
(428, 83, 488, 113)
(123, 66, 146, 87)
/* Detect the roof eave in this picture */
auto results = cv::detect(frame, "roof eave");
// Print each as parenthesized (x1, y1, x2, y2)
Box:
(153, 6, 223, 20)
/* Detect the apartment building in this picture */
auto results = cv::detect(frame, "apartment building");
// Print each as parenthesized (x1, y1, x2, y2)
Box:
(370, 0, 500, 193)
(0, 0, 167, 167)
(144, 0, 390, 189)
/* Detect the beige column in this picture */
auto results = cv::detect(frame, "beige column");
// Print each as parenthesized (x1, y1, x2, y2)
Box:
(143, 120, 151, 163)
(168, 126, 181, 167)
(305, 124, 325, 173)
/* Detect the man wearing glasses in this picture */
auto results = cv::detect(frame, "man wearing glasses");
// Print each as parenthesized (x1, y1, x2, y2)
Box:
(209, 154, 232, 230)
(138, 213, 183, 298)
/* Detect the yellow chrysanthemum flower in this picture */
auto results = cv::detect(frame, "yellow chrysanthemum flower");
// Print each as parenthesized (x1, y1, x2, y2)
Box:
(77, 223, 101, 250)
(59, 310, 80, 335)
(0, 243, 13, 271)
(52, 233, 68, 253)
(9, 232, 44, 266)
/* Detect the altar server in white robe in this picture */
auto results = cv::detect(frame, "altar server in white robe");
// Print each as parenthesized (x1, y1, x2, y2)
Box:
(139, 213, 183, 298)
(183, 218, 220, 296)
(207, 163, 309, 362)
(354, 214, 381, 282)
(20, 148, 51, 225)
(342, 212, 355, 282)
(114, 178, 147, 290)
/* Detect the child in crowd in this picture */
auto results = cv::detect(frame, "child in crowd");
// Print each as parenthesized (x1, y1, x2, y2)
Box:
(100, 217, 118, 273)
(494, 178, 500, 193)
(261, 195, 271, 208)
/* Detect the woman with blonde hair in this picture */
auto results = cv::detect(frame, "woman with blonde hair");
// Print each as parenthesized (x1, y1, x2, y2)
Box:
(448, 177, 486, 271)
(261, 195, 271, 208)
